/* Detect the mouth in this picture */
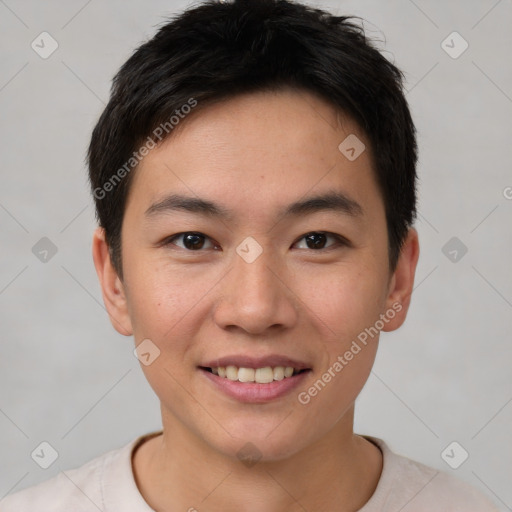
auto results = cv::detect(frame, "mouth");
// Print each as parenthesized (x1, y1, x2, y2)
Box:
(199, 365, 309, 383)
(198, 357, 312, 403)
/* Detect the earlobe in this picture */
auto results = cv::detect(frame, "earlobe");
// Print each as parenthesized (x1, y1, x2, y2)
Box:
(382, 228, 420, 332)
(91, 227, 133, 336)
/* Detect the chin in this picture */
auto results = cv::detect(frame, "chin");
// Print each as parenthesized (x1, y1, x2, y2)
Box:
(205, 420, 312, 464)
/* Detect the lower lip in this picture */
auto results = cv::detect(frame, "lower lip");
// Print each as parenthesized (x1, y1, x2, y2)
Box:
(200, 368, 311, 403)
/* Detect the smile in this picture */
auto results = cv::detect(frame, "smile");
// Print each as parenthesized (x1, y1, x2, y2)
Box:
(202, 365, 307, 383)
(199, 365, 312, 403)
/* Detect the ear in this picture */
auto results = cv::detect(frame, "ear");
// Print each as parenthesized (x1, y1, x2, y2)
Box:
(381, 227, 420, 332)
(91, 227, 133, 336)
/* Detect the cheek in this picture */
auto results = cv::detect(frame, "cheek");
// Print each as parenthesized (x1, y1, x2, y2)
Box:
(126, 267, 201, 404)
(294, 267, 384, 426)
(295, 261, 388, 343)
(124, 257, 206, 339)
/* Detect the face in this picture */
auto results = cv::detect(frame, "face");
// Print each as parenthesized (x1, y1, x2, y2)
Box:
(93, 88, 418, 461)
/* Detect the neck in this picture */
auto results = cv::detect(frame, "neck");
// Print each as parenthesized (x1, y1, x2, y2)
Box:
(133, 406, 382, 512)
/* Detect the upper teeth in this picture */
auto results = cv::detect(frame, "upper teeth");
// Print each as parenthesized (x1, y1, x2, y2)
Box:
(211, 366, 296, 383)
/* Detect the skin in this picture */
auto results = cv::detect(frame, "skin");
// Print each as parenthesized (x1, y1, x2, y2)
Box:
(92, 88, 419, 512)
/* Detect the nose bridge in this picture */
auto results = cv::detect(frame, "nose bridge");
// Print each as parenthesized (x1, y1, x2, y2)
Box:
(233, 240, 280, 307)
(238, 244, 275, 289)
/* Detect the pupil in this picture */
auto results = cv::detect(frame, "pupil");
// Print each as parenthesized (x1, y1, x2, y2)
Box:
(306, 233, 326, 249)
(184, 233, 204, 250)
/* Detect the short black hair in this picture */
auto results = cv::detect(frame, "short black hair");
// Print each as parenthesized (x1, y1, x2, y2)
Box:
(87, 0, 418, 280)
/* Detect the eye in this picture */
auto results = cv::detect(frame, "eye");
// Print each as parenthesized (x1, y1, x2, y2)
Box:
(162, 231, 349, 252)
(163, 232, 219, 251)
(293, 231, 348, 251)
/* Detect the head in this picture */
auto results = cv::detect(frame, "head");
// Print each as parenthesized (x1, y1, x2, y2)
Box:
(90, 0, 419, 461)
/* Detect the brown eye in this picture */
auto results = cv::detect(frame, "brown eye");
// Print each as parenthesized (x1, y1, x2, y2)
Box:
(294, 232, 348, 250)
(165, 232, 216, 251)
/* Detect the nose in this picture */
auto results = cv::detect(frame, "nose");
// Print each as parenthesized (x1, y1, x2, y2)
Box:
(213, 243, 298, 335)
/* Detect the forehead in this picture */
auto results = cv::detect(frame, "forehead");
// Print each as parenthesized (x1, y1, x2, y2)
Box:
(125, 88, 382, 224)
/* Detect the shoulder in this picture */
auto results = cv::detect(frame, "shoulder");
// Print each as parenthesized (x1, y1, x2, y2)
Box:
(362, 435, 500, 512)
(394, 454, 500, 511)
(0, 433, 150, 512)
(0, 451, 107, 512)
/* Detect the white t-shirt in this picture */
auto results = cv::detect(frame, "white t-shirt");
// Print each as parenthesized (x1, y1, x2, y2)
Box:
(1, 430, 500, 511)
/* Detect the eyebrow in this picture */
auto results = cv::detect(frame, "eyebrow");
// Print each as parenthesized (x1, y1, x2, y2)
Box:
(144, 191, 363, 222)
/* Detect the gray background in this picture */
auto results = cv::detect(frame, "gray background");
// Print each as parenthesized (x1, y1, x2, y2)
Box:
(1, 0, 511, 508)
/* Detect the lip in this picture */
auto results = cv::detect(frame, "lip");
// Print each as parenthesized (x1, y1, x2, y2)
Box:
(201, 355, 311, 370)
(200, 367, 311, 403)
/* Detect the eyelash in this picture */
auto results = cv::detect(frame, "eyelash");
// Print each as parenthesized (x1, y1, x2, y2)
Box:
(161, 231, 350, 252)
